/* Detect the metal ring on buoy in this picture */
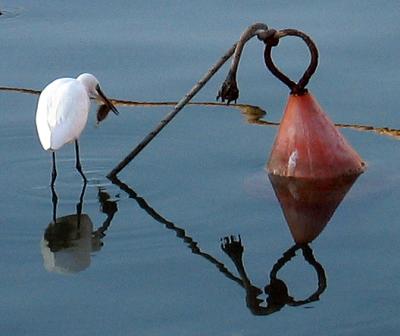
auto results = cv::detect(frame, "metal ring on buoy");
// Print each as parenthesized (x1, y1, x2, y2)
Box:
(261, 29, 319, 95)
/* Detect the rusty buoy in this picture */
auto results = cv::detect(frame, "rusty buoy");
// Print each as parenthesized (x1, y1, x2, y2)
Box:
(267, 92, 365, 178)
(261, 29, 365, 178)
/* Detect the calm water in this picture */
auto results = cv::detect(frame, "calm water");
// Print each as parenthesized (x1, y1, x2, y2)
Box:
(1, 1, 400, 335)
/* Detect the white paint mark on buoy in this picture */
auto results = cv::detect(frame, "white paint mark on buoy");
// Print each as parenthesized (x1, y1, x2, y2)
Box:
(288, 150, 298, 175)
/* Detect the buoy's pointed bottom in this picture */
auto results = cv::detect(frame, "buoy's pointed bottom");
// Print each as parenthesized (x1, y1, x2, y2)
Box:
(269, 172, 361, 244)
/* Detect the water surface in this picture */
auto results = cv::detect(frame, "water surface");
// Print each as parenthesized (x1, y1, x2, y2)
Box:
(1, 1, 400, 335)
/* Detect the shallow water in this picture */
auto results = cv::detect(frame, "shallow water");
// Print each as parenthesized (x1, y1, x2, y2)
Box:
(1, 1, 400, 335)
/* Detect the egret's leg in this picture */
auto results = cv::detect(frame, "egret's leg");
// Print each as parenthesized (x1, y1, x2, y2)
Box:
(75, 140, 87, 183)
(51, 179, 58, 223)
(51, 151, 57, 187)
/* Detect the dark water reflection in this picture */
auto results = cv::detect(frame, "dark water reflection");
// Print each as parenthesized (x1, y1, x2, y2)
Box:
(40, 170, 332, 316)
(110, 175, 328, 316)
(44, 170, 356, 316)
(221, 237, 326, 316)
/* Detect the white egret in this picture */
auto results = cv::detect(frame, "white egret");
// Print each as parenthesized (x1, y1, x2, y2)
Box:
(35, 73, 118, 185)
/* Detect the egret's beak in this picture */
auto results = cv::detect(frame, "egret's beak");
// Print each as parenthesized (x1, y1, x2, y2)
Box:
(96, 85, 119, 115)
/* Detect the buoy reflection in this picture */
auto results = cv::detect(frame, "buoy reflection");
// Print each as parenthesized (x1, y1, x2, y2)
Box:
(269, 173, 360, 244)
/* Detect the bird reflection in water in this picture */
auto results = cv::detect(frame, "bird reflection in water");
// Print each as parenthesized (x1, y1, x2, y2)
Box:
(41, 185, 118, 274)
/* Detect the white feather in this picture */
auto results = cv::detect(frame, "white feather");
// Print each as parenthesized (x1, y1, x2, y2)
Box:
(35, 76, 93, 151)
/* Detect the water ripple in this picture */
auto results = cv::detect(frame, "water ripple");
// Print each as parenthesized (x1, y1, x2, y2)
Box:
(2, 155, 118, 204)
(0, 7, 24, 20)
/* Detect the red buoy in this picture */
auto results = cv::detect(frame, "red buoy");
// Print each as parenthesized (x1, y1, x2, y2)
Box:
(267, 92, 365, 178)
(258, 29, 366, 178)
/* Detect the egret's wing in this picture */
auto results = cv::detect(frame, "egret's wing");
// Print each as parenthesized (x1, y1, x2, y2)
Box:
(36, 78, 90, 151)
(36, 80, 63, 150)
